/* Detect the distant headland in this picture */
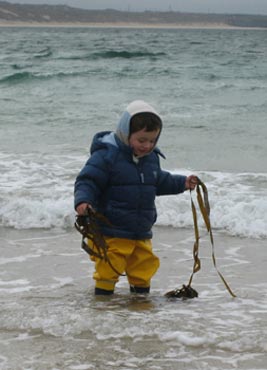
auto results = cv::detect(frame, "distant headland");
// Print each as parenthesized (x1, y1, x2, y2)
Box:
(0, 1, 267, 28)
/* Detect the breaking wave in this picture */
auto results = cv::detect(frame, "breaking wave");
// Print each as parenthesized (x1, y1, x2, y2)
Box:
(0, 151, 266, 239)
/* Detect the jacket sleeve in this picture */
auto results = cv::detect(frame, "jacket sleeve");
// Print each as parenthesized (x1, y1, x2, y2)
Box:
(156, 169, 186, 196)
(74, 149, 110, 209)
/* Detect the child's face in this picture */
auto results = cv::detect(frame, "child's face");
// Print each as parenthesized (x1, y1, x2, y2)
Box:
(129, 128, 160, 157)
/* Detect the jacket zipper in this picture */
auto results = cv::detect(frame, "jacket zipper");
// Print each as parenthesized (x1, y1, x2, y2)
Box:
(133, 157, 144, 183)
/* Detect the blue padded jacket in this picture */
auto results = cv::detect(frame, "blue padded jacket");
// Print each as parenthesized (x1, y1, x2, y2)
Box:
(74, 100, 186, 240)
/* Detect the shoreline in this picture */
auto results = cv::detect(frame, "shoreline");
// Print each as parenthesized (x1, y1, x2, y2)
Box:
(1, 224, 266, 293)
(1, 224, 267, 370)
(0, 21, 266, 30)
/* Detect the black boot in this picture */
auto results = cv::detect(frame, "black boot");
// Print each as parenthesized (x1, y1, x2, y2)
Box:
(130, 286, 150, 294)
(95, 287, 114, 295)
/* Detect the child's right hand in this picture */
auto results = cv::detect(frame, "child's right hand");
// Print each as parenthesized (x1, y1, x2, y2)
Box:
(76, 203, 92, 215)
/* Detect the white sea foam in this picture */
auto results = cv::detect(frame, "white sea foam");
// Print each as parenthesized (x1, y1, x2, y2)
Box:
(0, 254, 40, 265)
(0, 279, 32, 293)
(156, 170, 267, 239)
(0, 151, 267, 239)
(159, 331, 212, 347)
(0, 279, 29, 286)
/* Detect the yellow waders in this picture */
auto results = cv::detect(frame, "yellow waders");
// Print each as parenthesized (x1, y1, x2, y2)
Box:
(89, 237, 160, 291)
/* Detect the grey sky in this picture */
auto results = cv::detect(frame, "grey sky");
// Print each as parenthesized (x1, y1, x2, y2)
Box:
(6, 0, 267, 15)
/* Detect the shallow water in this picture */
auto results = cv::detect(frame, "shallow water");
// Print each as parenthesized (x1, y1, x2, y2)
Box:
(0, 227, 266, 370)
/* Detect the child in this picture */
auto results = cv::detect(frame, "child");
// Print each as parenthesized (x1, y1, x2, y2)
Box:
(74, 100, 198, 295)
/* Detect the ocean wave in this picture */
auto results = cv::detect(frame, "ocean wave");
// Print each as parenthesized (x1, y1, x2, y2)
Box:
(55, 50, 165, 61)
(0, 153, 266, 239)
(11, 63, 34, 70)
(0, 64, 170, 85)
(0, 72, 35, 84)
(91, 50, 166, 60)
(93, 50, 166, 59)
(34, 47, 53, 59)
(189, 41, 204, 45)
(156, 171, 267, 239)
(0, 71, 87, 84)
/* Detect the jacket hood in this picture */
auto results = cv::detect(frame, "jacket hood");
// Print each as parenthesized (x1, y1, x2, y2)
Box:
(115, 100, 162, 146)
(90, 130, 115, 154)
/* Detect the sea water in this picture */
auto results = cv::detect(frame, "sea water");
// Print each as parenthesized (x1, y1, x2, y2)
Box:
(0, 27, 267, 237)
(0, 27, 267, 369)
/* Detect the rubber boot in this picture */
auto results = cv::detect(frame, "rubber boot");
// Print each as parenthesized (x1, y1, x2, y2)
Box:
(95, 287, 114, 295)
(130, 286, 150, 294)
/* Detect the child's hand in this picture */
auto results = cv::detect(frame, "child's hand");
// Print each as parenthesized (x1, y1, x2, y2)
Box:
(76, 203, 93, 215)
(185, 175, 199, 190)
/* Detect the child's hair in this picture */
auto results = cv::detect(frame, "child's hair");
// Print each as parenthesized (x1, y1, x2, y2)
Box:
(129, 112, 162, 136)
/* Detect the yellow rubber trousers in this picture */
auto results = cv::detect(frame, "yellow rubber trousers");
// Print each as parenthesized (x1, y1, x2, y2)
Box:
(89, 237, 160, 291)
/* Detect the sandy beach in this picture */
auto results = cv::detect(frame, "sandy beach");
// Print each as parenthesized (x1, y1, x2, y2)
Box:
(0, 20, 253, 29)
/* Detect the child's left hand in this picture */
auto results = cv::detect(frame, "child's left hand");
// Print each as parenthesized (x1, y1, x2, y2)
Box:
(185, 175, 199, 190)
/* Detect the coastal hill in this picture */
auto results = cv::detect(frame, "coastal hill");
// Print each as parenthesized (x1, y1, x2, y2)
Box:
(0, 1, 267, 27)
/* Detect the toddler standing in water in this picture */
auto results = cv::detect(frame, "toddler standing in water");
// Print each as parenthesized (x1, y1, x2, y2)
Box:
(74, 100, 197, 295)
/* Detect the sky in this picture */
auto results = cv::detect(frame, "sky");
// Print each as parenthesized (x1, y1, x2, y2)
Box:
(6, 0, 267, 15)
